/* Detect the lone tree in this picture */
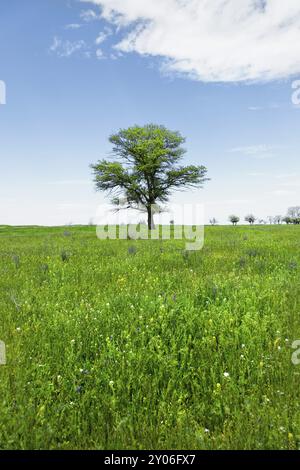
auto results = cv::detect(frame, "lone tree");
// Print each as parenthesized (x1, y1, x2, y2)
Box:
(229, 215, 239, 226)
(245, 214, 256, 225)
(91, 124, 209, 229)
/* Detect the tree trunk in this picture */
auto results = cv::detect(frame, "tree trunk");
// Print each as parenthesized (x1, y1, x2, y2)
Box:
(147, 207, 155, 230)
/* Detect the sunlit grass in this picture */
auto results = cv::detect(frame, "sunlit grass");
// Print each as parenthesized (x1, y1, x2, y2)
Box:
(0, 225, 300, 449)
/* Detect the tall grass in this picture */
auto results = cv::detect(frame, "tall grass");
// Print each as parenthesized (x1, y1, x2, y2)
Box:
(0, 225, 300, 449)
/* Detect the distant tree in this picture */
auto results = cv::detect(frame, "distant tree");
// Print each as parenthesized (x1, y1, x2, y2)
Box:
(229, 215, 240, 226)
(209, 217, 218, 226)
(258, 219, 267, 225)
(282, 216, 292, 224)
(245, 214, 256, 225)
(273, 215, 282, 225)
(91, 124, 209, 230)
(169, 219, 175, 225)
(267, 216, 274, 225)
(287, 206, 300, 219)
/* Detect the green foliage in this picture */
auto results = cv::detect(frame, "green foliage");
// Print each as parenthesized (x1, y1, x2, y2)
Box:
(1, 225, 300, 449)
(245, 214, 256, 225)
(229, 215, 240, 225)
(91, 124, 209, 228)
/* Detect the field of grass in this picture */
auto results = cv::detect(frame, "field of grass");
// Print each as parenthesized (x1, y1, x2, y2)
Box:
(1, 224, 300, 450)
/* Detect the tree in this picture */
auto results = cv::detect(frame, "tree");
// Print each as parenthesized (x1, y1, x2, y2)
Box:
(245, 214, 256, 225)
(209, 217, 218, 226)
(287, 206, 300, 218)
(91, 124, 209, 230)
(229, 215, 239, 226)
(273, 215, 282, 224)
(282, 216, 292, 224)
(267, 216, 274, 225)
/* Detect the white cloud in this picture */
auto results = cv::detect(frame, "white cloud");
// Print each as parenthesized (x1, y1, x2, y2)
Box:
(248, 102, 281, 111)
(248, 106, 263, 111)
(95, 27, 112, 45)
(229, 144, 275, 158)
(81, 0, 300, 82)
(65, 23, 83, 30)
(80, 9, 100, 22)
(96, 48, 104, 59)
(49, 37, 87, 58)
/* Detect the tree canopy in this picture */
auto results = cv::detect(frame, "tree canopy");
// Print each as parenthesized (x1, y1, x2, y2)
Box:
(91, 124, 209, 229)
(229, 215, 240, 226)
(245, 214, 256, 225)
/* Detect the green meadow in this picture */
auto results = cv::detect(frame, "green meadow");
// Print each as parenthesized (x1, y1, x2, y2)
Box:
(0, 224, 300, 450)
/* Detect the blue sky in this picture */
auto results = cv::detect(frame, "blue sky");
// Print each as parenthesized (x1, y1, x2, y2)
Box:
(0, 0, 300, 225)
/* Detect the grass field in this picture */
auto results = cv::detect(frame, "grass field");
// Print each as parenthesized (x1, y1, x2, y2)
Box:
(1, 224, 300, 450)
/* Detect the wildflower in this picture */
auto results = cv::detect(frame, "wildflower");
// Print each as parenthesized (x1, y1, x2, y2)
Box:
(70, 339, 75, 344)
(204, 428, 210, 433)
(223, 372, 230, 378)
(16, 327, 21, 332)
